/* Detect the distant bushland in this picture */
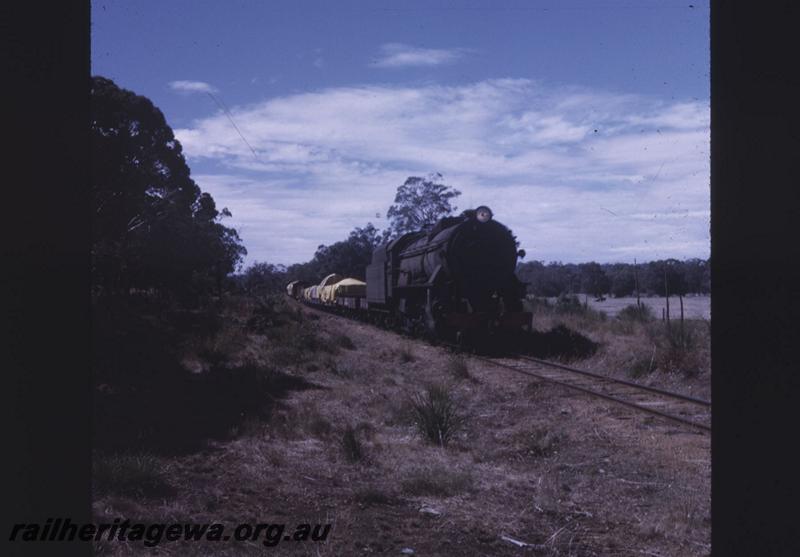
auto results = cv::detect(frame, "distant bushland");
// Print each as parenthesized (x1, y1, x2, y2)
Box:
(516, 258, 710, 299)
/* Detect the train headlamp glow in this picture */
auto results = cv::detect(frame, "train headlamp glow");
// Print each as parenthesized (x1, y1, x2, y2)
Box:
(476, 206, 493, 223)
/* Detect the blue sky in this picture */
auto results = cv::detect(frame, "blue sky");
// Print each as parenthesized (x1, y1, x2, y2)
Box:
(92, 0, 709, 266)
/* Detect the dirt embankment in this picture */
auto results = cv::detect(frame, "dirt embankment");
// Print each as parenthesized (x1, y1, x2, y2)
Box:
(93, 297, 710, 556)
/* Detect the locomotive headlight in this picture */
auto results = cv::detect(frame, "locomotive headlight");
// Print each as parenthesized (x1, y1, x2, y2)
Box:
(476, 205, 493, 223)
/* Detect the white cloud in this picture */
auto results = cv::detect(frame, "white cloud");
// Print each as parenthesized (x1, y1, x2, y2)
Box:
(176, 79, 709, 266)
(371, 43, 467, 68)
(169, 80, 218, 94)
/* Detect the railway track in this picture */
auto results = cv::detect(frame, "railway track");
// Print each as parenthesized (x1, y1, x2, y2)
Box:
(472, 353, 711, 433)
(295, 298, 711, 434)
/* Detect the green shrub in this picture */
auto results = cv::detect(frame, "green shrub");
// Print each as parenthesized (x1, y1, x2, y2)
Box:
(245, 295, 301, 333)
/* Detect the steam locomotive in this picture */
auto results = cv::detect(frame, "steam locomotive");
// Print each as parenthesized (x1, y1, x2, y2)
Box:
(287, 206, 531, 344)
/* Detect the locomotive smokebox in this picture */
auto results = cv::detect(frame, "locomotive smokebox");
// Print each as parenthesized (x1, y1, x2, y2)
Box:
(364, 205, 532, 341)
(393, 207, 525, 315)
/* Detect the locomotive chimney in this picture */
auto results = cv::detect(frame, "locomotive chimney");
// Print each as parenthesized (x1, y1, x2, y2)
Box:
(475, 205, 493, 222)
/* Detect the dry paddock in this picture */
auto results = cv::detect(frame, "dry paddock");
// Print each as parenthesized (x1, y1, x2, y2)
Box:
(93, 299, 710, 556)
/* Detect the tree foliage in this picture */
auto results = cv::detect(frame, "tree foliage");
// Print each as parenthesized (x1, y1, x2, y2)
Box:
(286, 223, 388, 283)
(517, 261, 574, 297)
(518, 258, 710, 297)
(91, 76, 246, 299)
(578, 262, 611, 298)
(608, 264, 637, 298)
(386, 173, 461, 238)
(643, 259, 689, 297)
(236, 262, 288, 296)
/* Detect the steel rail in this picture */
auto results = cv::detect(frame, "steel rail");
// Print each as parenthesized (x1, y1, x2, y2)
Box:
(513, 354, 711, 407)
(293, 298, 710, 432)
(472, 355, 711, 433)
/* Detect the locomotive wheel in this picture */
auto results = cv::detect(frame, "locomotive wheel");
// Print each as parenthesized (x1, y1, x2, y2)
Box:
(424, 297, 447, 338)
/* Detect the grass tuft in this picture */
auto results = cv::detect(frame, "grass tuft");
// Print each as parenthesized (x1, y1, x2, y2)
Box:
(514, 426, 563, 458)
(301, 404, 333, 437)
(324, 357, 353, 378)
(340, 425, 364, 463)
(554, 294, 606, 320)
(409, 384, 465, 446)
(645, 321, 705, 377)
(628, 355, 656, 378)
(447, 354, 472, 381)
(333, 332, 356, 350)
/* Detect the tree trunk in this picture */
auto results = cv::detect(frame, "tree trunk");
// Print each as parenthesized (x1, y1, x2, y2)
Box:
(679, 294, 685, 347)
(634, 258, 641, 308)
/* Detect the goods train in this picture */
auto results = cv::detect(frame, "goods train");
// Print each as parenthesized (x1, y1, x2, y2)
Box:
(286, 206, 531, 345)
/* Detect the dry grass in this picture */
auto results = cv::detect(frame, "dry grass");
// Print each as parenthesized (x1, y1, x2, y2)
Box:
(617, 303, 655, 322)
(353, 486, 396, 506)
(446, 353, 473, 381)
(628, 352, 657, 378)
(93, 452, 173, 498)
(531, 304, 710, 398)
(396, 343, 416, 363)
(401, 465, 474, 497)
(269, 401, 333, 439)
(93, 296, 710, 556)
